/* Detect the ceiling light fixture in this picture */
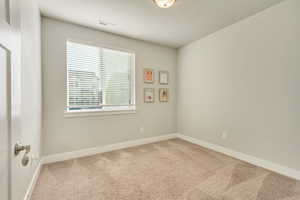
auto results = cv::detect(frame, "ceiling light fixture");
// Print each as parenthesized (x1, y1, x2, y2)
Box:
(153, 0, 176, 8)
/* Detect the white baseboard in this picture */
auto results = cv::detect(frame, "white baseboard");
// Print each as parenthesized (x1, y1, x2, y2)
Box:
(42, 133, 178, 164)
(177, 134, 300, 181)
(24, 161, 42, 200)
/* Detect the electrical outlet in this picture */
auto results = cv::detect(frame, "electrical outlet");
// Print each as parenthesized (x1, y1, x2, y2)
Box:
(139, 127, 145, 133)
(221, 132, 228, 140)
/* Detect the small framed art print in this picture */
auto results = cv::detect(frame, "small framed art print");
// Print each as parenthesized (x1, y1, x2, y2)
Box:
(144, 68, 154, 84)
(144, 88, 155, 103)
(159, 88, 168, 102)
(159, 71, 169, 85)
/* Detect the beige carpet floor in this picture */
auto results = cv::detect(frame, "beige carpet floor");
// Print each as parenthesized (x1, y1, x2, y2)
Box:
(32, 139, 300, 200)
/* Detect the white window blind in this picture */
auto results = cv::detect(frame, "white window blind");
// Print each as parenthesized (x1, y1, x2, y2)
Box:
(66, 41, 135, 112)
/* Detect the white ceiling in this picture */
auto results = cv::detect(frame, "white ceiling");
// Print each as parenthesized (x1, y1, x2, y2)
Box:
(38, 0, 284, 48)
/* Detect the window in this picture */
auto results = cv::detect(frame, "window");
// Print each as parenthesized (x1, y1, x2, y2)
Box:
(66, 41, 135, 115)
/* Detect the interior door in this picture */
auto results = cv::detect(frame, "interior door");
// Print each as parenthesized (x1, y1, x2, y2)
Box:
(0, 41, 11, 200)
(0, 0, 22, 200)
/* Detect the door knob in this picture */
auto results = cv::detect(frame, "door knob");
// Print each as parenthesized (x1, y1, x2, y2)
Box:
(14, 142, 31, 156)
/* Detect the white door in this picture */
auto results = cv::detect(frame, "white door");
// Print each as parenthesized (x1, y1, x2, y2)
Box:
(0, 0, 22, 200)
(0, 42, 11, 200)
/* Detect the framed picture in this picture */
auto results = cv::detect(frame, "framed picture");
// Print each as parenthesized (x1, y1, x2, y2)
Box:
(159, 71, 169, 85)
(144, 88, 155, 103)
(144, 68, 154, 84)
(159, 88, 169, 102)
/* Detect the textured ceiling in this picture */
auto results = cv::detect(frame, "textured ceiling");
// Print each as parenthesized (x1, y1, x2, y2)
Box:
(39, 0, 285, 48)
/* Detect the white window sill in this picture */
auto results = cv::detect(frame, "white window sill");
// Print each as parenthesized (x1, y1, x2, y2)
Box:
(64, 106, 136, 118)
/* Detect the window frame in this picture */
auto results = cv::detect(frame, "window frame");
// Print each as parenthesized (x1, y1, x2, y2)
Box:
(64, 39, 136, 117)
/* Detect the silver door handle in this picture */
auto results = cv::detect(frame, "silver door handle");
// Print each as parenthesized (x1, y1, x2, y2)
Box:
(14, 143, 31, 156)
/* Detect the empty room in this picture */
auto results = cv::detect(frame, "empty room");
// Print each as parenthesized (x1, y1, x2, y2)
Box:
(1, 0, 300, 199)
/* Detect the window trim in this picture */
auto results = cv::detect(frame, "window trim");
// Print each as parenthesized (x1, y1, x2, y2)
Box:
(65, 39, 136, 116)
(64, 106, 136, 118)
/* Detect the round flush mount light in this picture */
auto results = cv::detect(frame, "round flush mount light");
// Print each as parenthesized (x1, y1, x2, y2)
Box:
(153, 0, 176, 8)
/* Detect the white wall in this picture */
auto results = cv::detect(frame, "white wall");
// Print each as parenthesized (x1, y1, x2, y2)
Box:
(178, 0, 300, 171)
(18, 0, 41, 199)
(42, 18, 177, 156)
